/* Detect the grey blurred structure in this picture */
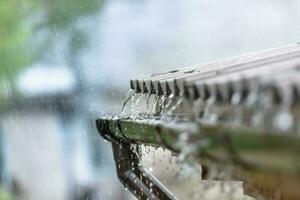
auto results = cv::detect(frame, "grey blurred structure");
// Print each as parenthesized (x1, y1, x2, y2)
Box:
(0, 64, 123, 200)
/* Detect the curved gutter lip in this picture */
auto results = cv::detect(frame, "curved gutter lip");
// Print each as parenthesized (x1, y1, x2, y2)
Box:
(96, 119, 177, 200)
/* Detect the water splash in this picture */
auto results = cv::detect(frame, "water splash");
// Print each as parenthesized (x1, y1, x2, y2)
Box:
(121, 90, 136, 116)
(168, 98, 183, 115)
(230, 90, 243, 127)
(151, 95, 160, 116)
(273, 83, 294, 132)
(202, 95, 218, 125)
(274, 111, 293, 132)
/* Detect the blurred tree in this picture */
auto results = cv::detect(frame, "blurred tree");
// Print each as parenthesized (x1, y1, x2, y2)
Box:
(0, 0, 30, 81)
(0, 0, 102, 98)
(37, 0, 102, 29)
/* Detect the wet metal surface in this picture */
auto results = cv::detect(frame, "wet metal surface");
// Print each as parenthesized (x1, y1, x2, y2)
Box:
(98, 43, 300, 200)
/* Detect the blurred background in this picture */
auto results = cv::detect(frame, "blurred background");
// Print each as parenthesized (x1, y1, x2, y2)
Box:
(1, 0, 300, 199)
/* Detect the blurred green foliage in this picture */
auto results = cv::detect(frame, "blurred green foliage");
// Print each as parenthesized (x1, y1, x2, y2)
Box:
(0, 0, 102, 93)
(0, 0, 30, 80)
(0, 187, 12, 200)
(39, 0, 102, 29)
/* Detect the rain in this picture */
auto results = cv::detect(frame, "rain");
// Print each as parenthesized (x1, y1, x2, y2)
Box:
(1, 0, 300, 200)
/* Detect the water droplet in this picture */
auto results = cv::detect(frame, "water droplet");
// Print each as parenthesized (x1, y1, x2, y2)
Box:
(274, 111, 293, 132)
